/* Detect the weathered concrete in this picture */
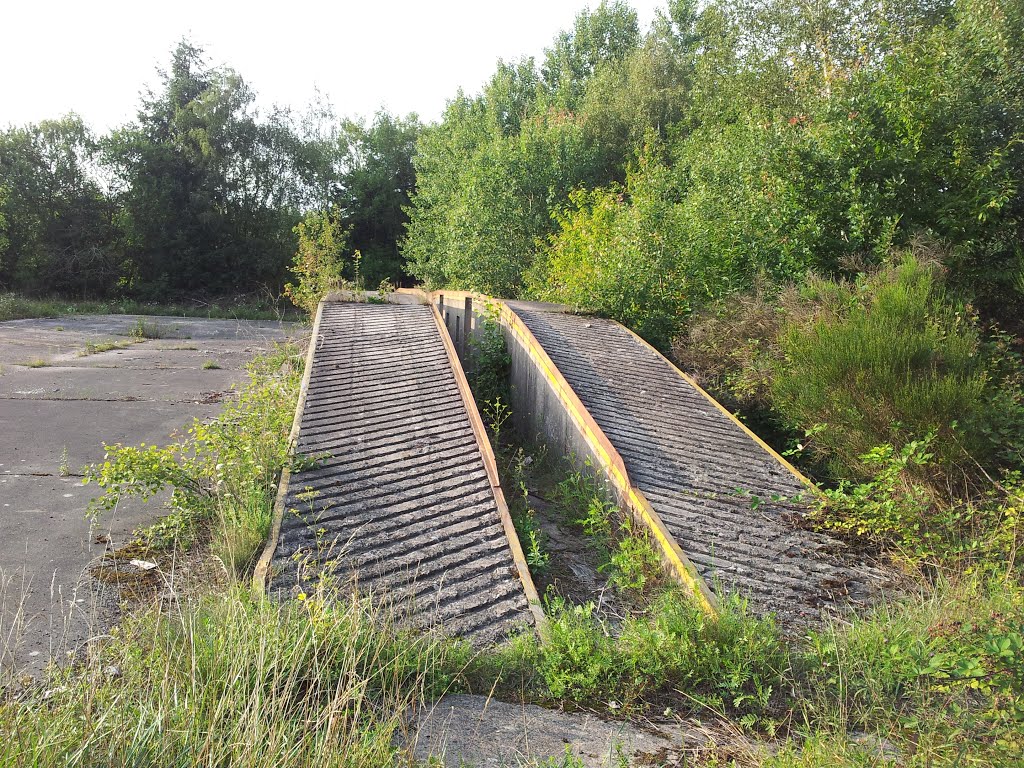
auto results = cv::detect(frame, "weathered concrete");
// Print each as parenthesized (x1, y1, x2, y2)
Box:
(505, 304, 890, 629)
(0, 314, 297, 676)
(264, 301, 540, 645)
(410, 694, 731, 767)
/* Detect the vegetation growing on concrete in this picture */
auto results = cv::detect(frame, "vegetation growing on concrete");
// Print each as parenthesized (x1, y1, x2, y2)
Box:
(85, 343, 303, 574)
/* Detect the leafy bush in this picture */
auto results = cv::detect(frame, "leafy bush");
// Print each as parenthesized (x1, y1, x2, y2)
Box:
(531, 148, 690, 349)
(538, 591, 785, 719)
(85, 344, 303, 573)
(284, 207, 350, 315)
(771, 255, 1023, 481)
(818, 435, 1024, 567)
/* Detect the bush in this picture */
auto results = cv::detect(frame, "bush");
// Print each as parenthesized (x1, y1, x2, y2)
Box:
(85, 344, 303, 574)
(284, 207, 350, 315)
(771, 255, 1022, 482)
(531, 149, 690, 349)
(538, 591, 785, 719)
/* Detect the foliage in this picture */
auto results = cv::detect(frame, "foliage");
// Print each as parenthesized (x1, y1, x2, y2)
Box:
(466, 301, 512, 411)
(787, 576, 1024, 767)
(530, 145, 690, 348)
(0, 115, 119, 295)
(553, 462, 664, 596)
(817, 435, 1024, 568)
(0, 587, 469, 767)
(333, 111, 420, 286)
(538, 590, 785, 720)
(85, 343, 302, 573)
(679, 252, 1024, 489)
(283, 207, 349, 315)
(771, 256, 1024, 481)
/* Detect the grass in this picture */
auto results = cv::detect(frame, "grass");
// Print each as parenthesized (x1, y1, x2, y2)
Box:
(0, 587, 470, 767)
(20, 358, 49, 368)
(202, 360, 221, 370)
(79, 339, 135, 356)
(0, 292, 301, 323)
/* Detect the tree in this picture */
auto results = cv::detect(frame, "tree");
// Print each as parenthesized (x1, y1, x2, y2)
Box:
(0, 115, 117, 295)
(102, 40, 309, 296)
(333, 111, 420, 287)
(541, 0, 641, 110)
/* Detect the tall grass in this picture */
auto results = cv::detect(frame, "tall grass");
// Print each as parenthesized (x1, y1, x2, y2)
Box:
(770, 575, 1024, 767)
(0, 588, 470, 767)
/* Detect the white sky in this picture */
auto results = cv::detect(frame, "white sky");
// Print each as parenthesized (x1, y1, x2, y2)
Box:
(2, 0, 667, 132)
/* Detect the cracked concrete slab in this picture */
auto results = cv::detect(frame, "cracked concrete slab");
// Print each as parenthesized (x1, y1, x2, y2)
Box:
(409, 694, 736, 767)
(0, 314, 300, 677)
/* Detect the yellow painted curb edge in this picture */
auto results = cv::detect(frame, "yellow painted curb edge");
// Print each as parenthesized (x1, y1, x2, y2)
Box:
(427, 302, 549, 640)
(499, 303, 720, 616)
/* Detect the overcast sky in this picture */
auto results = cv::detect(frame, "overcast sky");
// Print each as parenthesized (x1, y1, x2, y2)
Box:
(3, 0, 667, 132)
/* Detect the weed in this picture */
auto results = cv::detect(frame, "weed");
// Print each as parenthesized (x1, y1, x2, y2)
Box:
(59, 446, 70, 477)
(85, 343, 303, 574)
(202, 360, 221, 370)
(21, 358, 48, 368)
(80, 339, 132, 356)
(467, 301, 511, 412)
(129, 318, 171, 339)
(538, 590, 785, 718)
(482, 396, 512, 438)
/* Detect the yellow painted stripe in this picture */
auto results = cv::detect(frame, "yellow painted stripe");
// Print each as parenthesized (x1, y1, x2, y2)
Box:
(499, 304, 719, 615)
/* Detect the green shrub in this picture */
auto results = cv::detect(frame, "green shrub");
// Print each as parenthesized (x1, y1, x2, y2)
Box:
(538, 591, 785, 719)
(284, 207, 350, 315)
(531, 148, 690, 349)
(85, 344, 303, 574)
(771, 255, 1010, 480)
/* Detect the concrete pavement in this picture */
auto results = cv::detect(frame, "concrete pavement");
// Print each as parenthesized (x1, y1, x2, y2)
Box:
(0, 314, 298, 676)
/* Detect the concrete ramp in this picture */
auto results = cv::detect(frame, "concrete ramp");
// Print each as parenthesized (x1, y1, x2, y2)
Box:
(257, 301, 541, 645)
(505, 303, 885, 630)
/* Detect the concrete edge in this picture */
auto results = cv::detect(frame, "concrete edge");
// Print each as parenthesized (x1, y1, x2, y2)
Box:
(498, 303, 719, 616)
(426, 302, 549, 640)
(251, 300, 325, 592)
(616, 323, 820, 496)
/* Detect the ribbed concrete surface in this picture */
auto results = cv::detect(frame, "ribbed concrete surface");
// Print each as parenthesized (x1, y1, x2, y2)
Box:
(269, 302, 534, 645)
(510, 305, 884, 629)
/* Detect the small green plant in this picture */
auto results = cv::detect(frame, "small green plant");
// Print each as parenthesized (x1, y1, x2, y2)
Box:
(284, 207, 351, 315)
(525, 528, 550, 572)
(538, 590, 784, 717)
(59, 446, 70, 477)
(482, 396, 512, 438)
(80, 339, 132, 356)
(202, 360, 221, 370)
(22, 358, 48, 368)
(467, 301, 511, 412)
(129, 318, 171, 339)
(85, 343, 303, 573)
